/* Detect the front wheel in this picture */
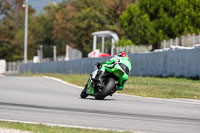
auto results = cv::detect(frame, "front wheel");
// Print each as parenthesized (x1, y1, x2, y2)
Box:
(95, 78, 115, 100)
(80, 88, 88, 98)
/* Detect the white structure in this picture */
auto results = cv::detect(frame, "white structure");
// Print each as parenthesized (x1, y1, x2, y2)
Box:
(65, 45, 82, 60)
(89, 31, 119, 57)
(24, 0, 29, 63)
(0, 60, 6, 74)
(33, 56, 40, 63)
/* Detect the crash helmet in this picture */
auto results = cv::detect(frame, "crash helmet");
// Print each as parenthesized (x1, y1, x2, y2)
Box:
(117, 52, 127, 57)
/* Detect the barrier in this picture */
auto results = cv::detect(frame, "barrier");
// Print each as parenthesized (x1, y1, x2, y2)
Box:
(0, 60, 6, 74)
(19, 45, 200, 78)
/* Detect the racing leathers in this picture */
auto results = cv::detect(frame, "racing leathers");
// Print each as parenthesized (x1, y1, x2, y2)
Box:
(97, 55, 132, 90)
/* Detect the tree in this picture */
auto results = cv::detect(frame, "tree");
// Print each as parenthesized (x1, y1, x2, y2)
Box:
(51, 0, 111, 56)
(73, 0, 112, 55)
(51, 2, 78, 55)
(0, 0, 136, 60)
(0, 0, 35, 61)
(51, 0, 135, 56)
(105, 0, 133, 36)
(115, 37, 133, 46)
(0, 0, 7, 15)
(120, 0, 200, 49)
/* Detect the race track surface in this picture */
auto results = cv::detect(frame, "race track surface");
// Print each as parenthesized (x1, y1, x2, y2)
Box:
(0, 76, 200, 133)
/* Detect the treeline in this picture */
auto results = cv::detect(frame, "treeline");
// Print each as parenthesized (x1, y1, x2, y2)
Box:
(0, 0, 200, 61)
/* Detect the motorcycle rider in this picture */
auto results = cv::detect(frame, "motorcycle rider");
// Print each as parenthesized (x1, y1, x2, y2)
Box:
(95, 52, 132, 92)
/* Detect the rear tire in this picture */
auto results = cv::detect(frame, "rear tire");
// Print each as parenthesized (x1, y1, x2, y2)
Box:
(95, 78, 115, 100)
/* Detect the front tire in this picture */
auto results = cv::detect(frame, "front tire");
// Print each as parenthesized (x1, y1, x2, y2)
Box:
(80, 88, 88, 98)
(95, 78, 115, 100)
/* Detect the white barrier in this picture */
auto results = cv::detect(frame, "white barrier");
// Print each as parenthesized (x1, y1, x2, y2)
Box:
(129, 44, 200, 78)
(0, 60, 6, 74)
(19, 44, 200, 78)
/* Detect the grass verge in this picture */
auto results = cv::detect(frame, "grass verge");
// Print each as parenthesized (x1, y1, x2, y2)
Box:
(21, 73, 200, 99)
(0, 121, 131, 133)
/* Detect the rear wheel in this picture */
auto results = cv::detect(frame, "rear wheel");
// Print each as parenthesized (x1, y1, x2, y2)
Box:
(95, 78, 115, 100)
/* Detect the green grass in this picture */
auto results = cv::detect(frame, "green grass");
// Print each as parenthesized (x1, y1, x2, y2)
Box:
(123, 76, 200, 99)
(22, 73, 200, 99)
(0, 121, 131, 133)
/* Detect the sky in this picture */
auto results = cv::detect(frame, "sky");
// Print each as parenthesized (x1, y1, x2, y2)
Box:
(0, 0, 62, 19)
(29, 0, 62, 14)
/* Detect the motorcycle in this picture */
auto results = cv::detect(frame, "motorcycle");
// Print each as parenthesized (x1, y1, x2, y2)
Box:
(80, 63, 126, 100)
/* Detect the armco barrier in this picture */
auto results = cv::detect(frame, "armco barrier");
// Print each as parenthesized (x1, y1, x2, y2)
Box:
(19, 45, 200, 78)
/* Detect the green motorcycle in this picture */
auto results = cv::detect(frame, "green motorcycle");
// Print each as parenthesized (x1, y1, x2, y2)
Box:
(80, 62, 129, 100)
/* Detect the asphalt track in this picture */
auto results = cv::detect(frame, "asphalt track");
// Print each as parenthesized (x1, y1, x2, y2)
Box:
(0, 76, 200, 133)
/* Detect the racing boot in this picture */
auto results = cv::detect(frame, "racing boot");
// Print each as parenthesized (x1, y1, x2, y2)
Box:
(110, 84, 119, 96)
(110, 88, 117, 96)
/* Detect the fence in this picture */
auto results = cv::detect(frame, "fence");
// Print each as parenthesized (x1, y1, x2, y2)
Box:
(65, 45, 82, 60)
(114, 33, 200, 53)
(19, 44, 200, 78)
(4, 45, 82, 73)
(115, 45, 152, 54)
(161, 33, 200, 48)
(6, 61, 23, 72)
(34, 45, 82, 63)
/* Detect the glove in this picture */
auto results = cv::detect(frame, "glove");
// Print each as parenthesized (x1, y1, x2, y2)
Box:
(96, 63, 102, 69)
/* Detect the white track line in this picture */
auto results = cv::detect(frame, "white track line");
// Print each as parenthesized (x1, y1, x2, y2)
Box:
(0, 119, 127, 132)
(43, 76, 82, 89)
(116, 93, 200, 105)
(43, 76, 200, 105)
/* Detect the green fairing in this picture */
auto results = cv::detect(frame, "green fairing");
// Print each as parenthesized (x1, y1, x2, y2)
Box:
(99, 56, 132, 90)
(87, 81, 95, 95)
